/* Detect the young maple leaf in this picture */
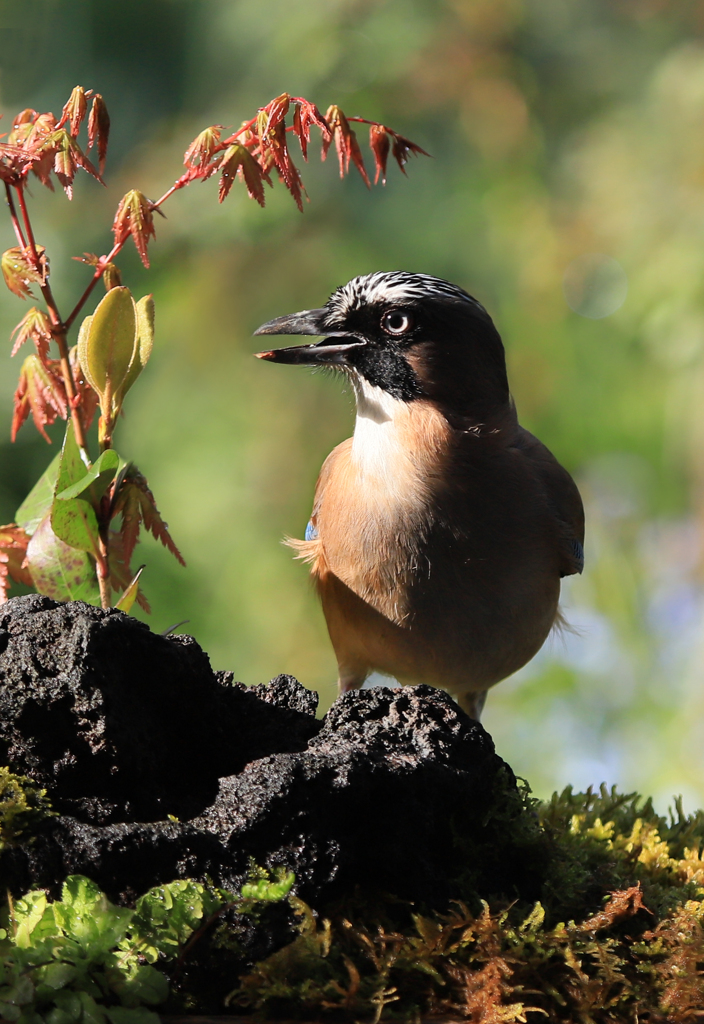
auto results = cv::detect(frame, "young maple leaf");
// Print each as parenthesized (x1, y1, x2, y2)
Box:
(291, 99, 330, 161)
(217, 143, 265, 206)
(51, 130, 102, 197)
(9, 109, 39, 139)
(261, 93, 290, 135)
(133, 472, 186, 566)
(263, 121, 305, 211)
(1, 246, 48, 299)
(58, 86, 89, 138)
(112, 190, 156, 268)
(390, 132, 430, 174)
(2, 110, 47, 181)
(0, 524, 32, 602)
(369, 124, 391, 185)
(21, 114, 60, 189)
(184, 125, 223, 173)
(11, 307, 53, 362)
(12, 354, 67, 442)
(111, 469, 185, 567)
(322, 106, 370, 188)
(87, 94, 110, 176)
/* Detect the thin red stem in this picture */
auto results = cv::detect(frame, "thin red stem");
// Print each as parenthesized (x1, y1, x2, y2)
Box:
(63, 240, 122, 332)
(4, 184, 27, 249)
(14, 185, 40, 265)
(151, 181, 182, 209)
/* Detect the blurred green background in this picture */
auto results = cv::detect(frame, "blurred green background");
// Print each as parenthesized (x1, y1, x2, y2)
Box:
(2, 0, 704, 809)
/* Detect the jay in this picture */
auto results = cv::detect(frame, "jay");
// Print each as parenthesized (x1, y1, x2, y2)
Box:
(255, 272, 584, 719)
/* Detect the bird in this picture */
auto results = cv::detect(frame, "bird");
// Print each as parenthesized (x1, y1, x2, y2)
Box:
(254, 271, 584, 720)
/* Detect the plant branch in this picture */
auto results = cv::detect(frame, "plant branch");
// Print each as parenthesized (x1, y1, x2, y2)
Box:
(4, 184, 27, 249)
(65, 107, 321, 332)
(63, 241, 122, 332)
(96, 535, 111, 609)
(13, 185, 89, 457)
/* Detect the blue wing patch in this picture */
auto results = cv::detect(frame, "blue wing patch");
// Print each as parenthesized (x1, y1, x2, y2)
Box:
(571, 538, 584, 574)
(305, 520, 319, 541)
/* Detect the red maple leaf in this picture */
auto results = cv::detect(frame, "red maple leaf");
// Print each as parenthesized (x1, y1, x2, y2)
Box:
(0, 524, 32, 602)
(112, 190, 156, 268)
(323, 106, 370, 188)
(12, 355, 68, 442)
(10, 307, 53, 362)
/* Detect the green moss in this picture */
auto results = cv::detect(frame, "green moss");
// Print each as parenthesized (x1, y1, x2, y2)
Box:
(2, 782, 704, 1021)
(0, 768, 55, 851)
(234, 786, 704, 1022)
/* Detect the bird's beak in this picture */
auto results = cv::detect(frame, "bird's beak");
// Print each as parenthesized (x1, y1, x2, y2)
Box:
(254, 308, 365, 365)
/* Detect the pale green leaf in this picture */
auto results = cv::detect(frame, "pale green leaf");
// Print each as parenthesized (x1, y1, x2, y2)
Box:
(15, 455, 61, 536)
(119, 295, 154, 400)
(51, 422, 101, 560)
(56, 449, 121, 502)
(76, 314, 98, 395)
(84, 287, 137, 402)
(26, 514, 100, 605)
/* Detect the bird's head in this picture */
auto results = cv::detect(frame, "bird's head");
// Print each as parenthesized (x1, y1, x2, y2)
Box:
(255, 272, 510, 420)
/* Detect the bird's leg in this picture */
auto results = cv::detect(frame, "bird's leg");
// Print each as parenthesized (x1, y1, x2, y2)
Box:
(457, 689, 488, 721)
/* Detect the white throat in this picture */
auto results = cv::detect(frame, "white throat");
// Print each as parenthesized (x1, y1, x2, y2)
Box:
(350, 376, 411, 479)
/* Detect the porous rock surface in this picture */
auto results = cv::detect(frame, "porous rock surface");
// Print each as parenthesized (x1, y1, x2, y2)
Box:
(0, 595, 535, 909)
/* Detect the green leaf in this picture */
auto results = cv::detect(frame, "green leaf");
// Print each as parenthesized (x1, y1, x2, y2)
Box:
(15, 455, 61, 537)
(14, 894, 48, 949)
(0, 976, 34, 1006)
(131, 881, 212, 957)
(105, 1007, 160, 1024)
(83, 288, 136, 403)
(52, 991, 82, 1021)
(51, 422, 101, 560)
(241, 870, 295, 903)
(56, 449, 121, 502)
(54, 879, 131, 952)
(26, 514, 101, 605)
(45, 1007, 76, 1024)
(119, 295, 154, 400)
(60, 876, 104, 913)
(76, 991, 107, 1024)
(112, 966, 168, 1008)
(76, 314, 98, 395)
(37, 962, 76, 992)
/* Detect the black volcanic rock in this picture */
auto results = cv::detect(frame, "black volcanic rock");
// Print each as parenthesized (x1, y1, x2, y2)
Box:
(196, 686, 531, 907)
(0, 595, 319, 823)
(0, 596, 544, 913)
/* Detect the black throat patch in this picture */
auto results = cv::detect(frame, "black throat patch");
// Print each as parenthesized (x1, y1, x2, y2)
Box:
(344, 343, 424, 401)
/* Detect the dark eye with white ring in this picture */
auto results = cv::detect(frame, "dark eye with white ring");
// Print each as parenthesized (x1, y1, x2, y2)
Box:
(381, 310, 414, 335)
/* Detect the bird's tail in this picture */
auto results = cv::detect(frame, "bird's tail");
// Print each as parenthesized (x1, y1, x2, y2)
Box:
(283, 534, 321, 565)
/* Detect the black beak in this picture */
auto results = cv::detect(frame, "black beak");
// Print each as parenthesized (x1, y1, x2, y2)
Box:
(254, 307, 366, 365)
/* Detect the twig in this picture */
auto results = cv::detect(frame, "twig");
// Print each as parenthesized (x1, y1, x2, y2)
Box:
(4, 184, 26, 249)
(14, 185, 89, 457)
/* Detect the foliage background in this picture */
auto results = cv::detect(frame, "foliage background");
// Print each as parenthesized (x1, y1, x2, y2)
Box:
(1, 0, 703, 808)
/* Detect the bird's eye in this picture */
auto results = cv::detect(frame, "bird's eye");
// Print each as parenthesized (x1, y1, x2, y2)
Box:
(381, 310, 414, 335)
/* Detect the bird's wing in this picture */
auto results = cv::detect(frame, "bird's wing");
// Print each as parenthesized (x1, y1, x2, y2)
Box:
(513, 428, 585, 577)
(309, 437, 352, 530)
